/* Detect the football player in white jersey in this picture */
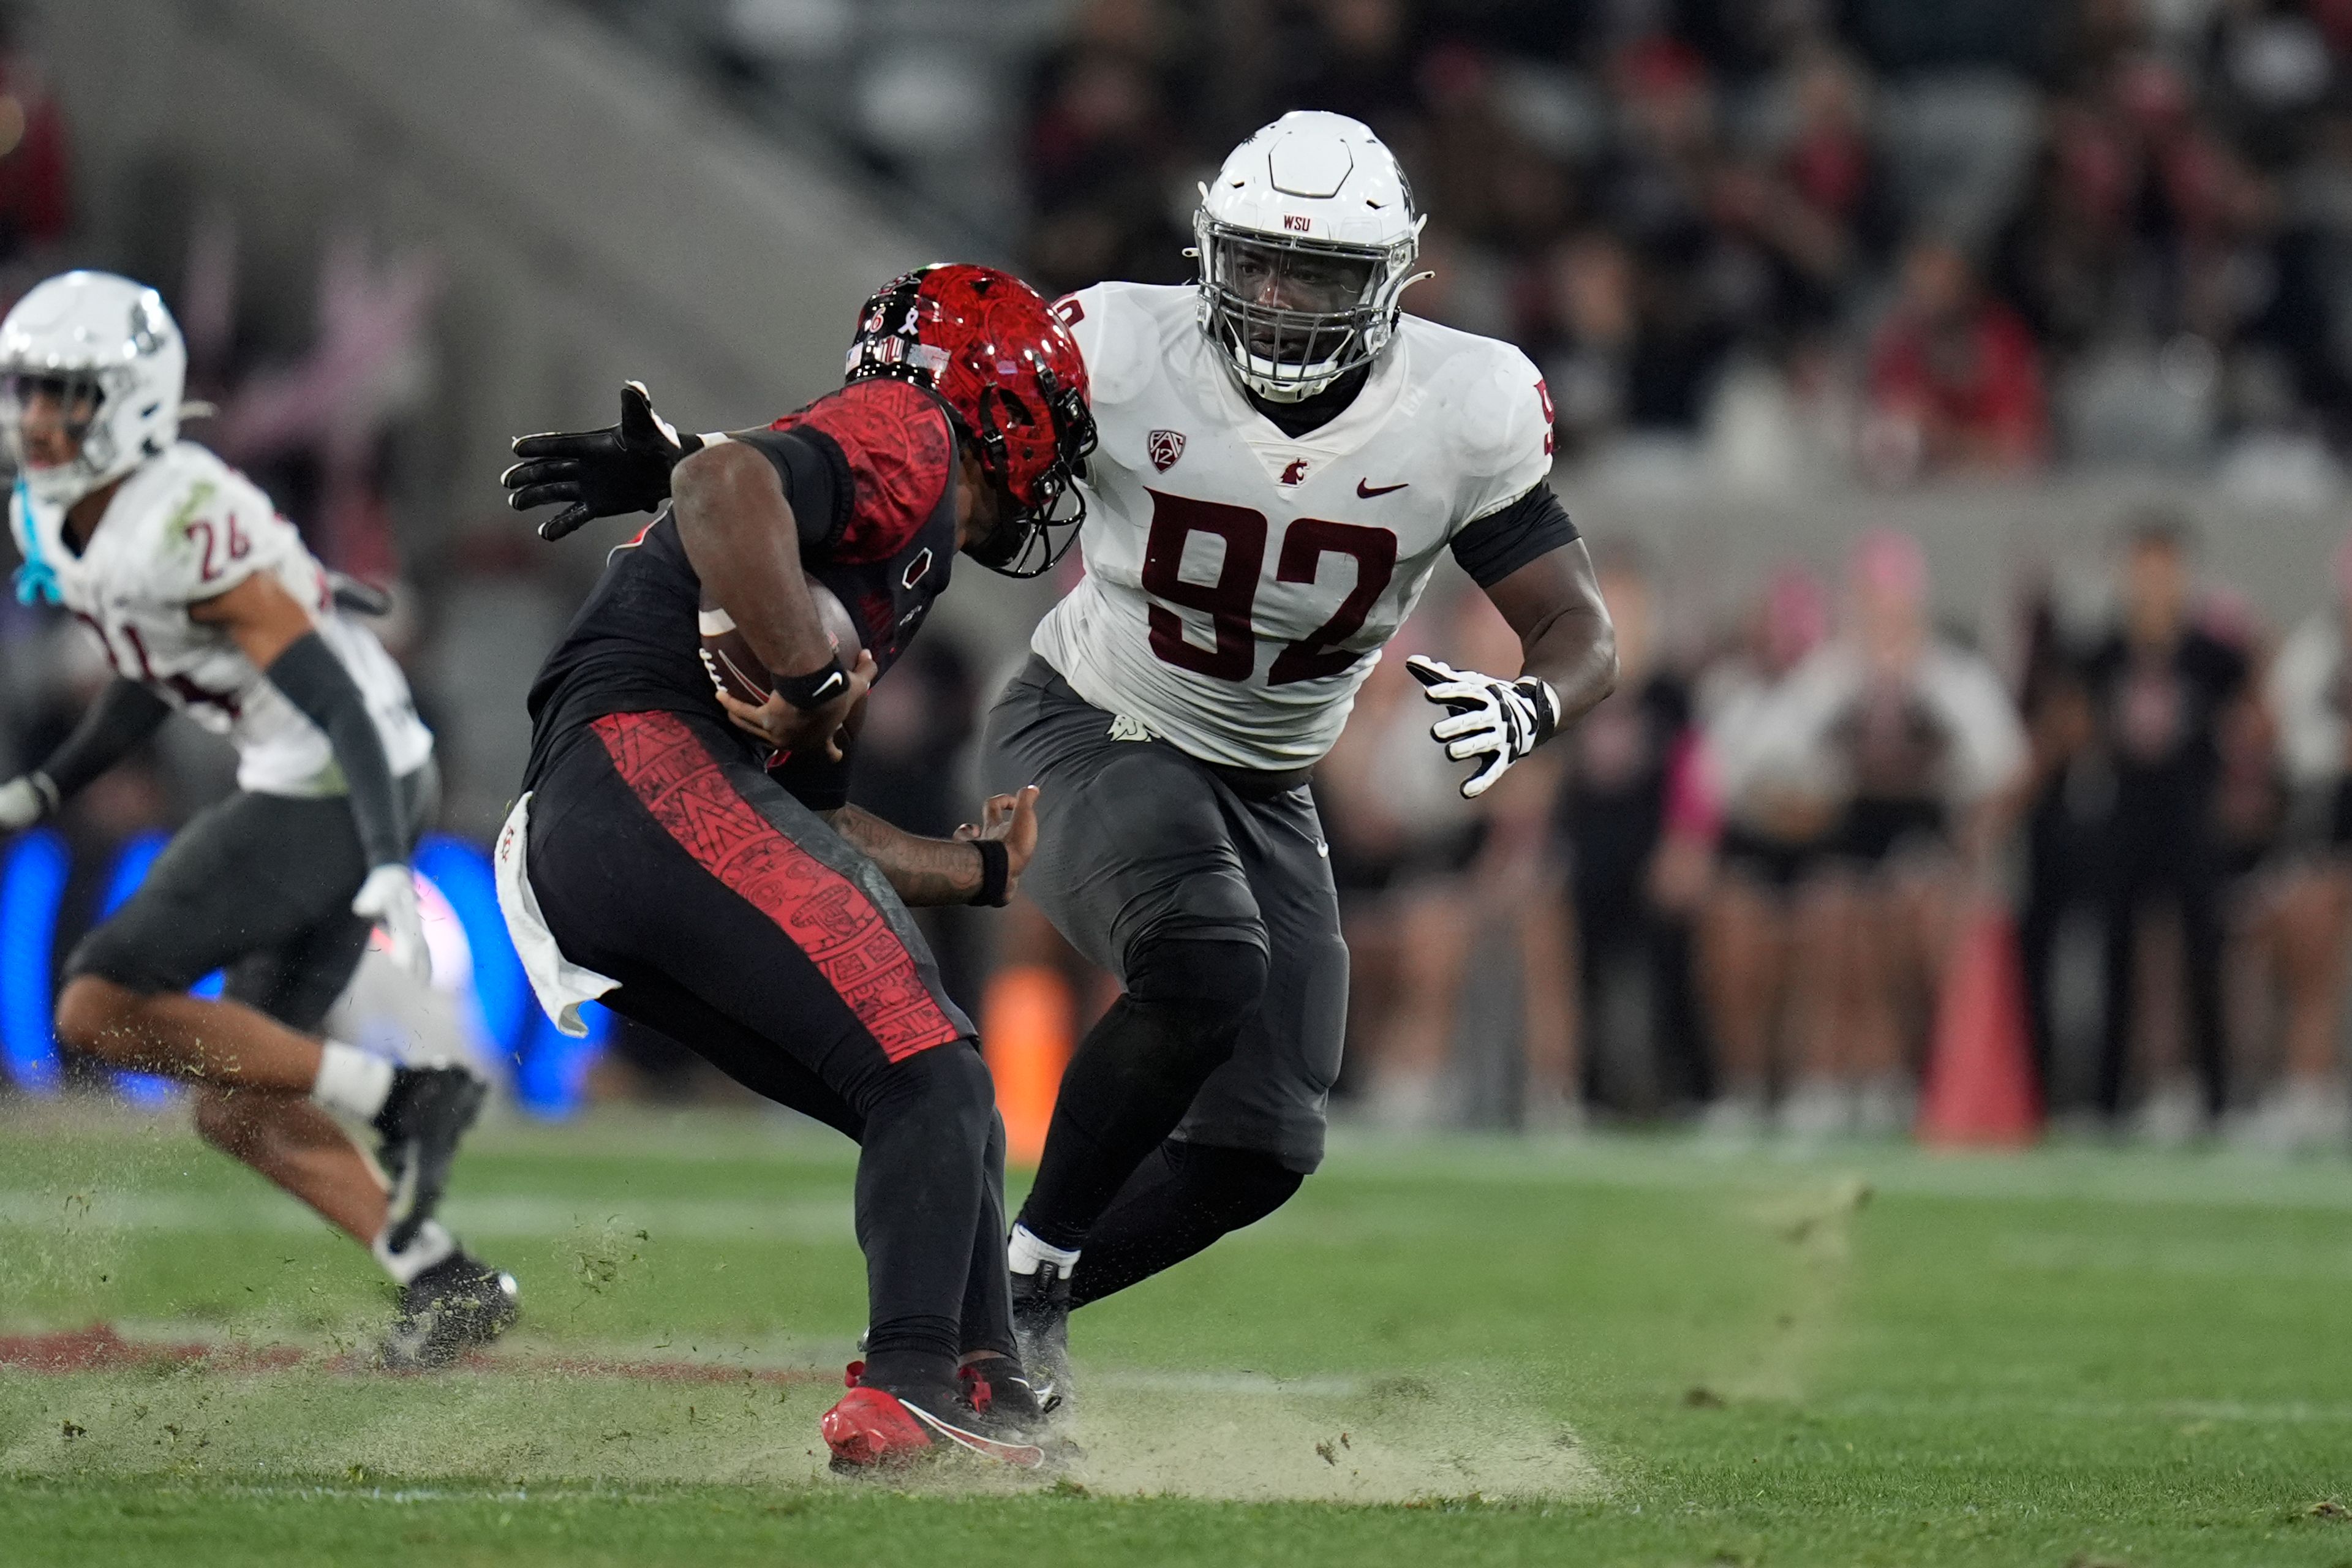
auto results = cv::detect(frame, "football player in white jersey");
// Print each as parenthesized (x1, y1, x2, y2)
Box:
(978, 110, 1615, 1408)
(492, 111, 1615, 1412)
(0, 272, 515, 1366)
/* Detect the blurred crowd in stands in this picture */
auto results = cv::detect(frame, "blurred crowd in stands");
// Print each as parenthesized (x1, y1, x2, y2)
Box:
(1010, 0, 2352, 487)
(1308, 518, 2352, 1151)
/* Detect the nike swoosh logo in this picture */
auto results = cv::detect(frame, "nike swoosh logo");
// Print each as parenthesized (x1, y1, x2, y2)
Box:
(812, 673, 845, 698)
(1356, 480, 1408, 498)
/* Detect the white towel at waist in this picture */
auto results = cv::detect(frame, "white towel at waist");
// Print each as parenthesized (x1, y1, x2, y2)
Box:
(492, 791, 619, 1038)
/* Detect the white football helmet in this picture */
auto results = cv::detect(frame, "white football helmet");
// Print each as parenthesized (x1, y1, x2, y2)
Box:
(0, 271, 186, 508)
(1193, 110, 1426, 402)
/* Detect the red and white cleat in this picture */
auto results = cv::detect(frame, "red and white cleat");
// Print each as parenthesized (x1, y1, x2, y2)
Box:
(820, 1365, 1046, 1472)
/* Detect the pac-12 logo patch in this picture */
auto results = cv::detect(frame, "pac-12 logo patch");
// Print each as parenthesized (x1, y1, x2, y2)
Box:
(1147, 429, 1186, 472)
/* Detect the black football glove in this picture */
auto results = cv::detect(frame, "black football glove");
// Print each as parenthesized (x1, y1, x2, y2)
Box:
(502, 380, 703, 540)
(1405, 654, 1561, 799)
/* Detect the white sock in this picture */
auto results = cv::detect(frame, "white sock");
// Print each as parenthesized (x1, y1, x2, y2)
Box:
(1008, 1223, 1080, 1277)
(374, 1218, 456, 1284)
(311, 1041, 395, 1122)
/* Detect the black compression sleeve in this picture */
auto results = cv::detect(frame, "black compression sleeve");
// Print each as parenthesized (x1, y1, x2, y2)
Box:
(37, 677, 172, 800)
(729, 427, 851, 551)
(1449, 484, 1580, 587)
(265, 633, 408, 869)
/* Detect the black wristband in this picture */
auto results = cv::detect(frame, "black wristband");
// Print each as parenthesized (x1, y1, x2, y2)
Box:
(1514, 676, 1562, 747)
(774, 653, 850, 711)
(969, 839, 1010, 907)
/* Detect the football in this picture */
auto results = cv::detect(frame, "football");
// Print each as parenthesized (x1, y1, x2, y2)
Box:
(697, 573, 862, 707)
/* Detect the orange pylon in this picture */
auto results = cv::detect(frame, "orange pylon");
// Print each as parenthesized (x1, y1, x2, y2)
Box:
(1917, 903, 2041, 1147)
(981, 965, 1075, 1165)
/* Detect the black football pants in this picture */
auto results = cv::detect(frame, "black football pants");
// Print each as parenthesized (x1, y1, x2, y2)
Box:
(524, 709, 1012, 1372)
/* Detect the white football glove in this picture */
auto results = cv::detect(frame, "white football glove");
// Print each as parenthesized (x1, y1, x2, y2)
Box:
(352, 864, 431, 983)
(0, 772, 58, 831)
(1405, 655, 1562, 800)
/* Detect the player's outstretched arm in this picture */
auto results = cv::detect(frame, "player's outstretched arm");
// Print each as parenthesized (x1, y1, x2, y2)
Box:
(503, 381, 704, 541)
(1408, 538, 1616, 800)
(190, 573, 429, 979)
(674, 440, 869, 761)
(0, 678, 175, 831)
(823, 786, 1040, 908)
(1485, 538, 1617, 725)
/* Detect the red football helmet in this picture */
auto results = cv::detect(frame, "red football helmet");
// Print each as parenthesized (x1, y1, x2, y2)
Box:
(845, 264, 1096, 578)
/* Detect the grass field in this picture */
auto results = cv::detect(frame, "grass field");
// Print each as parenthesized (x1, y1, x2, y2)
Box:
(2, 1101, 2350, 1566)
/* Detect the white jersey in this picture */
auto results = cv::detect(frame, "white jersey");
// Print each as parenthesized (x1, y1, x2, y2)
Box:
(1752, 639, 2026, 809)
(1699, 658, 1807, 823)
(2271, 612, 2350, 790)
(10, 441, 432, 796)
(1033, 282, 1556, 771)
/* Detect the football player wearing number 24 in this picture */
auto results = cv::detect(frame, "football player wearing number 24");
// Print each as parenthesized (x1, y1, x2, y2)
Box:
(0, 272, 513, 1370)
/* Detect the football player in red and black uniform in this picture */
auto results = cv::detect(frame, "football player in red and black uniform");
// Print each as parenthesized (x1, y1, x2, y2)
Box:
(499, 265, 1094, 1468)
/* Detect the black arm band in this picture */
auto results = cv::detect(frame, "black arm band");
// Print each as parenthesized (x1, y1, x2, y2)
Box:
(265, 632, 409, 869)
(1449, 484, 1581, 587)
(969, 839, 1010, 908)
(39, 678, 172, 800)
(774, 652, 851, 711)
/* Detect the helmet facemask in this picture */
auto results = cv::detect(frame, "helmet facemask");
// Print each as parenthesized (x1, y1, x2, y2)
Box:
(1194, 211, 1420, 402)
(959, 368, 1098, 579)
(1, 368, 124, 508)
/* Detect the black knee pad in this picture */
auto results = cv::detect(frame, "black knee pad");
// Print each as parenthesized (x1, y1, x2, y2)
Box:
(1167, 1141, 1304, 1228)
(1125, 937, 1268, 1021)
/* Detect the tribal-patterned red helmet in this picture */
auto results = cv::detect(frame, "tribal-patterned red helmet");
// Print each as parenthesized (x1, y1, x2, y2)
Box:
(845, 263, 1096, 578)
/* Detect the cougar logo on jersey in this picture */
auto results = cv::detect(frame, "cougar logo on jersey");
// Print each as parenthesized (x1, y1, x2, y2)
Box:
(1278, 458, 1310, 486)
(1147, 429, 1186, 472)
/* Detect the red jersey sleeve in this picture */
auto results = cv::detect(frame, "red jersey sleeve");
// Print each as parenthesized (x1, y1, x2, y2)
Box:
(771, 379, 956, 564)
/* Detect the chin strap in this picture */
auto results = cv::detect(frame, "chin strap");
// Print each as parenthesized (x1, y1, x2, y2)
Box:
(11, 475, 59, 606)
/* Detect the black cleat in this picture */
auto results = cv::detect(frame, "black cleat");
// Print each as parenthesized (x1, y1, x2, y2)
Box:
(960, 1352, 1077, 1460)
(1010, 1262, 1074, 1417)
(380, 1251, 519, 1371)
(372, 1062, 488, 1251)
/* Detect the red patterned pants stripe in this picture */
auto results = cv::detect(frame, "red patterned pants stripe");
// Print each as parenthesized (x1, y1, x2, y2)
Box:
(590, 710, 960, 1061)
